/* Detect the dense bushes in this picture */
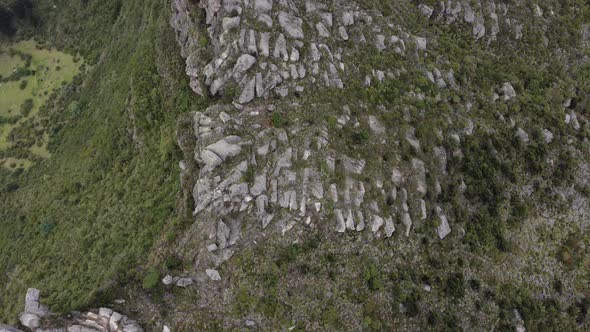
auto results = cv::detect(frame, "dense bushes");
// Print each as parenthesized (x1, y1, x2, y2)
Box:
(0, 0, 207, 323)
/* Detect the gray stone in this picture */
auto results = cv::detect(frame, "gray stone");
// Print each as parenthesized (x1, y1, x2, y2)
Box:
(233, 54, 256, 79)
(570, 111, 580, 130)
(342, 12, 354, 26)
(369, 116, 385, 134)
(254, 0, 272, 12)
(375, 35, 386, 51)
(68, 325, 100, 332)
(464, 4, 475, 23)
(273, 34, 289, 61)
(123, 323, 143, 332)
(99, 307, 113, 318)
(217, 221, 231, 249)
(345, 210, 355, 231)
(206, 269, 221, 281)
(338, 26, 349, 40)
(401, 213, 412, 237)
(247, 30, 258, 55)
(411, 158, 427, 196)
(239, 76, 256, 104)
(316, 22, 330, 38)
(342, 156, 366, 174)
(162, 275, 174, 286)
(420, 199, 427, 220)
(176, 278, 194, 287)
(0, 324, 23, 332)
(321, 13, 333, 27)
(391, 168, 404, 184)
(515, 128, 529, 143)
(436, 207, 451, 240)
(419, 4, 434, 18)
(258, 14, 273, 28)
(309, 43, 321, 61)
(250, 173, 267, 196)
(222, 16, 241, 32)
(502, 82, 517, 100)
(290, 47, 300, 62)
(371, 214, 384, 233)
(259, 32, 271, 57)
(110, 312, 123, 331)
(206, 137, 242, 161)
(415, 37, 427, 50)
(385, 216, 395, 238)
(278, 12, 304, 39)
(473, 21, 486, 39)
(335, 209, 346, 233)
(19, 313, 40, 330)
(542, 129, 554, 143)
(355, 211, 365, 231)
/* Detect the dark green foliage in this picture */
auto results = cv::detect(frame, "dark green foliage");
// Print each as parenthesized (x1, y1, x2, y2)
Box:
(0, 6, 16, 36)
(271, 112, 288, 128)
(39, 218, 55, 236)
(363, 261, 382, 291)
(20, 98, 33, 116)
(445, 272, 465, 299)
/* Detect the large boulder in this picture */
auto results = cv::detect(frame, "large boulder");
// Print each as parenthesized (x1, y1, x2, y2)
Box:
(278, 12, 304, 39)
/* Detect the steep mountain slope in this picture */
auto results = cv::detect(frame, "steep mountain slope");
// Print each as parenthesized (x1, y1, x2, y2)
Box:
(0, 0, 208, 325)
(0, 0, 589, 331)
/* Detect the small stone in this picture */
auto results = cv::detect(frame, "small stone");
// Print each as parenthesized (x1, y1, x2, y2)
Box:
(371, 214, 384, 233)
(385, 216, 395, 237)
(419, 4, 434, 18)
(338, 26, 349, 40)
(436, 207, 452, 240)
(316, 22, 330, 37)
(335, 209, 346, 233)
(99, 307, 113, 318)
(543, 129, 554, 143)
(206, 269, 221, 281)
(415, 37, 427, 50)
(342, 12, 354, 26)
(375, 35, 386, 51)
(258, 14, 273, 28)
(515, 128, 529, 143)
(176, 277, 194, 287)
(502, 82, 517, 100)
(254, 0, 272, 12)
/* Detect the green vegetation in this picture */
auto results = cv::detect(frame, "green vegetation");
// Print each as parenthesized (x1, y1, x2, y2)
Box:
(0, 0, 207, 324)
(0, 39, 82, 162)
(142, 268, 160, 290)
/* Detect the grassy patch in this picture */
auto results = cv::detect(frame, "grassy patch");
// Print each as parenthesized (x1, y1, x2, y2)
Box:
(0, 39, 82, 158)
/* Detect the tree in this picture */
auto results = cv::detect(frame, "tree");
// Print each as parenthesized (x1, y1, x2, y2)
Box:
(0, 6, 16, 36)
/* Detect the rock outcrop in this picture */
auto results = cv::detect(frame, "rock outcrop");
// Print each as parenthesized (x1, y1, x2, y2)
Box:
(2, 289, 144, 332)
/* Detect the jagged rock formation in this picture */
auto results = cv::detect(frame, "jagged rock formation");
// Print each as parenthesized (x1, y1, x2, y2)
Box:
(168, 2, 590, 312)
(169, 0, 553, 279)
(170, 0, 442, 103)
(2, 289, 144, 332)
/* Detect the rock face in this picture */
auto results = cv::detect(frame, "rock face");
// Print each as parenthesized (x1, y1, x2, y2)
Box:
(6, 288, 145, 332)
(19, 288, 48, 330)
(169, 0, 439, 104)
